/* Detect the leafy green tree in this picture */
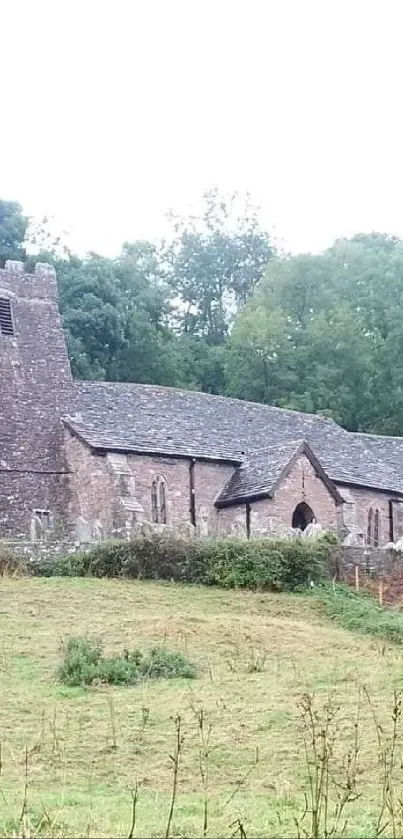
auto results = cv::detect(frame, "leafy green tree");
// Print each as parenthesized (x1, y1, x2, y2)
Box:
(226, 235, 403, 433)
(0, 200, 28, 265)
(167, 188, 274, 392)
(168, 189, 274, 340)
(52, 243, 180, 385)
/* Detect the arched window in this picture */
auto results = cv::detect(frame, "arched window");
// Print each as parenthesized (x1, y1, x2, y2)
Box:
(151, 475, 167, 524)
(374, 509, 380, 547)
(367, 507, 374, 545)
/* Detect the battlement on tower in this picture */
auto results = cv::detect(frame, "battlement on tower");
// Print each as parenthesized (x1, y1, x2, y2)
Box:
(0, 260, 58, 300)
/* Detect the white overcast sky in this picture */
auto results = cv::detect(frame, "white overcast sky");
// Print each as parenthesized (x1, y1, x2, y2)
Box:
(1, 0, 402, 256)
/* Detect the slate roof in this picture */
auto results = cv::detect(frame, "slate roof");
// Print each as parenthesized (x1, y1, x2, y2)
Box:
(64, 381, 403, 497)
(216, 440, 343, 506)
(351, 433, 403, 482)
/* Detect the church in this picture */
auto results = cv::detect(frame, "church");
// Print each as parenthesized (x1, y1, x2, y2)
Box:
(1, 259, 403, 549)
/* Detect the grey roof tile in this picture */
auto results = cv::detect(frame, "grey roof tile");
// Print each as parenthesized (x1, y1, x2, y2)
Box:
(216, 440, 304, 505)
(217, 440, 345, 506)
(64, 381, 403, 496)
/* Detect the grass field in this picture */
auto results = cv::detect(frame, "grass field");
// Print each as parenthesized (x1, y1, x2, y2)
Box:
(1, 578, 403, 838)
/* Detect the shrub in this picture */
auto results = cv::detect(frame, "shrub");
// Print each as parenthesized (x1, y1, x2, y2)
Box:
(202, 536, 328, 590)
(58, 637, 103, 686)
(58, 636, 196, 687)
(31, 552, 90, 577)
(38, 532, 335, 592)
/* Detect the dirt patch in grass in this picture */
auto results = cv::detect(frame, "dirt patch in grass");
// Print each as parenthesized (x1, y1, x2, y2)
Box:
(0, 578, 403, 837)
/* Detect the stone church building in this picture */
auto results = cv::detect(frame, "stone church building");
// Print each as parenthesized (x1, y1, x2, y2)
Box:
(2, 260, 403, 549)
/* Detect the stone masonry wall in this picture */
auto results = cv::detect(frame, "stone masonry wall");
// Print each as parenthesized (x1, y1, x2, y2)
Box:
(218, 452, 339, 537)
(193, 461, 235, 535)
(66, 443, 341, 542)
(0, 471, 74, 540)
(64, 431, 115, 538)
(335, 484, 393, 545)
(267, 453, 339, 533)
(0, 261, 74, 539)
(126, 453, 191, 529)
(65, 430, 236, 540)
(0, 261, 73, 471)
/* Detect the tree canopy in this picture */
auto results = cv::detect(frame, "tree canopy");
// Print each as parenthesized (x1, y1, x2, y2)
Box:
(2, 193, 403, 435)
(225, 234, 403, 434)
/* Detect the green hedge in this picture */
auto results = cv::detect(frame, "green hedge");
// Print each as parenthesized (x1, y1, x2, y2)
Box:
(32, 532, 337, 592)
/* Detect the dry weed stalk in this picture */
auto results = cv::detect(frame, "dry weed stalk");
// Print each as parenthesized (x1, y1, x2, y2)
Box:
(191, 704, 213, 837)
(222, 747, 259, 811)
(364, 686, 403, 838)
(229, 815, 248, 838)
(295, 689, 361, 838)
(106, 692, 118, 750)
(127, 781, 139, 839)
(165, 714, 184, 839)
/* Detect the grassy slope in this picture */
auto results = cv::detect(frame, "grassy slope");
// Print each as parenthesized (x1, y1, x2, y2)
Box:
(0, 579, 403, 838)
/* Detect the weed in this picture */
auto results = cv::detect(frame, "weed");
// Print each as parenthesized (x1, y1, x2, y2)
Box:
(165, 714, 184, 838)
(295, 690, 360, 838)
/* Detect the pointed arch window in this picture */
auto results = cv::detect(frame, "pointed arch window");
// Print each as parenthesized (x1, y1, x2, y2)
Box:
(374, 509, 380, 547)
(367, 507, 373, 545)
(151, 475, 167, 524)
(367, 507, 381, 545)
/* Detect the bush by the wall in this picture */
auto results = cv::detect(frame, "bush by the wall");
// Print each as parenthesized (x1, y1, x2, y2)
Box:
(58, 636, 196, 687)
(30, 552, 89, 578)
(38, 532, 336, 592)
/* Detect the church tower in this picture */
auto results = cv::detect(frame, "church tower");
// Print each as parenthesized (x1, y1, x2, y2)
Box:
(0, 260, 74, 539)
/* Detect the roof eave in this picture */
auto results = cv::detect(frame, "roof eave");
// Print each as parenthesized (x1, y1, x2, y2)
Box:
(92, 444, 241, 465)
(333, 479, 403, 497)
(63, 422, 242, 465)
(215, 489, 272, 509)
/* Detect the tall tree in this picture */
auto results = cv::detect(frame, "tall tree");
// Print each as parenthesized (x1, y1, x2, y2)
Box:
(226, 235, 403, 433)
(167, 188, 274, 392)
(0, 200, 28, 265)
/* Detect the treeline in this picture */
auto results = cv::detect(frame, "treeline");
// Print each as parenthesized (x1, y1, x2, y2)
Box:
(2, 195, 403, 435)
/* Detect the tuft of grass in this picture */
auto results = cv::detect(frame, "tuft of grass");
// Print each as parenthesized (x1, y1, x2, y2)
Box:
(58, 636, 196, 687)
(312, 583, 403, 645)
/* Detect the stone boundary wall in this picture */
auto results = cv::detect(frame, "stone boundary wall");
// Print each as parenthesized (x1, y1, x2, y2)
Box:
(329, 546, 403, 579)
(1, 539, 78, 562)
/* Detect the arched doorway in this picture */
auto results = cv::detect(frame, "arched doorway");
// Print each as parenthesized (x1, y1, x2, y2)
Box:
(292, 502, 315, 531)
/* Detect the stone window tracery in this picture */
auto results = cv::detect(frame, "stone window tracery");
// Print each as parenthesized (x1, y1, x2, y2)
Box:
(374, 509, 380, 546)
(151, 475, 167, 524)
(367, 507, 373, 545)
(367, 507, 380, 545)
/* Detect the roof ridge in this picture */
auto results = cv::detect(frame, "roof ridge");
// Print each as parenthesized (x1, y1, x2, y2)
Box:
(244, 438, 305, 460)
(74, 380, 340, 426)
(352, 431, 403, 442)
